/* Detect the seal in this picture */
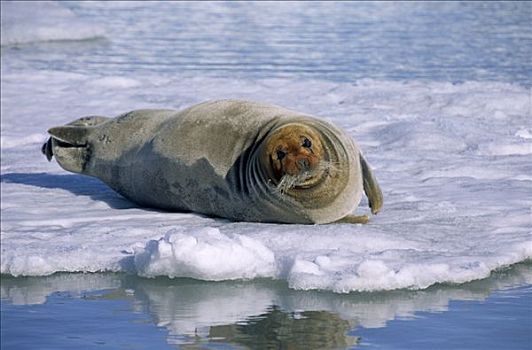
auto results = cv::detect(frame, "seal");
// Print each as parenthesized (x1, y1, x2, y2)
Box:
(42, 99, 383, 224)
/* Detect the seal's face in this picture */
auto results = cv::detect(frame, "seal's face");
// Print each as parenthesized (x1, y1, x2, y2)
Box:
(264, 124, 327, 193)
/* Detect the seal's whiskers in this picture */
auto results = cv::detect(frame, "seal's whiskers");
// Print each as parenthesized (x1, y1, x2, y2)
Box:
(275, 160, 342, 194)
(276, 174, 301, 194)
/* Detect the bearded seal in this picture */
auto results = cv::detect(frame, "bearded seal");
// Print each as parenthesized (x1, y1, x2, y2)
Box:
(42, 99, 383, 224)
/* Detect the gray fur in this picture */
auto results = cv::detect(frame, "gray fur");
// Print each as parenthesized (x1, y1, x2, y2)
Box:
(43, 100, 382, 224)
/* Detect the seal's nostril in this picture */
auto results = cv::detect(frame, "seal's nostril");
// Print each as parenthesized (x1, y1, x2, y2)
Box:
(298, 158, 310, 169)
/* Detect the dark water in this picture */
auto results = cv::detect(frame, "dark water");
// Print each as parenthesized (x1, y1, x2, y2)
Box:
(3, 1, 532, 86)
(356, 284, 532, 350)
(2, 263, 532, 350)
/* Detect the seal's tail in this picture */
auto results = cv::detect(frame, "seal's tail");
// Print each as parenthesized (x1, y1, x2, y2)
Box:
(42, 116, 110, 174)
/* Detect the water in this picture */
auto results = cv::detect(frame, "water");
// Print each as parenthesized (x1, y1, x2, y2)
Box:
(2, 263, 532, 350)
(2, 2, 531, 86)
(1, 1, 531, 349)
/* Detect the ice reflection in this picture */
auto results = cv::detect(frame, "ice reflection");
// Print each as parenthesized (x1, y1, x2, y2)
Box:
(205, 306, 359, 349)
(1, 262, 531, 349)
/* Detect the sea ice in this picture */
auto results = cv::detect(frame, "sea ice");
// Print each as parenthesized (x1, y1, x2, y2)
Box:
(0, 1, 106, 46)
(1, 60, 531, 294)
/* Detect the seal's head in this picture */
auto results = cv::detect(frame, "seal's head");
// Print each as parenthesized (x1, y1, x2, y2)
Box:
(263, 123, 328, 193)
(253, 115, 360, 224)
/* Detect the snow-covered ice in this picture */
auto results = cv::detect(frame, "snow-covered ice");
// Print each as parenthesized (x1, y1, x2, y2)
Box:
(2, 71, 530, 293)
(1, 1, 531, 293)
(0, 1, 105, 46)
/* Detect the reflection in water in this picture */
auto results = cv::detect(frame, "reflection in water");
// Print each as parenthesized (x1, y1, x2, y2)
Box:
(1, 262, 531, 349)
(206, 306, 359, 349)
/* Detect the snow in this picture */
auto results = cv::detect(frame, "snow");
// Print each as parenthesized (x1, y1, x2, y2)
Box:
(1, 70, 530, 293)
(0, 1, 105, 46)
(135, 228, 276, 280)
(1, 1, 531, 294)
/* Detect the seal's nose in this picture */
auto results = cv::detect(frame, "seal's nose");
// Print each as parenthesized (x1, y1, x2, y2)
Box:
(297, 158, 310, 171)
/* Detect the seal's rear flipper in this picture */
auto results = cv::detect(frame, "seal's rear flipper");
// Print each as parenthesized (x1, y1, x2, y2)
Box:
(48, 126, 89, 146)
(42, 116, 110, 174)
(41, 137, 54, 161)
(43, 126, 91, 174)
(360, 154, 383, 215)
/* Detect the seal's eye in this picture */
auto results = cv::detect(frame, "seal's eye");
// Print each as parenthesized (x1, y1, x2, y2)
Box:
(302, 138, 312, 148)
(276, 150, 286, 160)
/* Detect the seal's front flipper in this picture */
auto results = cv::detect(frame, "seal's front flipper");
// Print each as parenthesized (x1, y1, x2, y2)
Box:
(42, 116, 109, 174)
(360, 154, 383, 215)
(334, 214, 369, 224)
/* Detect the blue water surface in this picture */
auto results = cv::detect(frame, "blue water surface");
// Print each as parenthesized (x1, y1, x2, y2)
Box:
(355, 285, 532, 350)
(3, 1, 531, 86)
(2, 267, 532, 350)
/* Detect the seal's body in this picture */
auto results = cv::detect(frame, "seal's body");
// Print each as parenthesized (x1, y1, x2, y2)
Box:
(43, 100, 382, 224)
